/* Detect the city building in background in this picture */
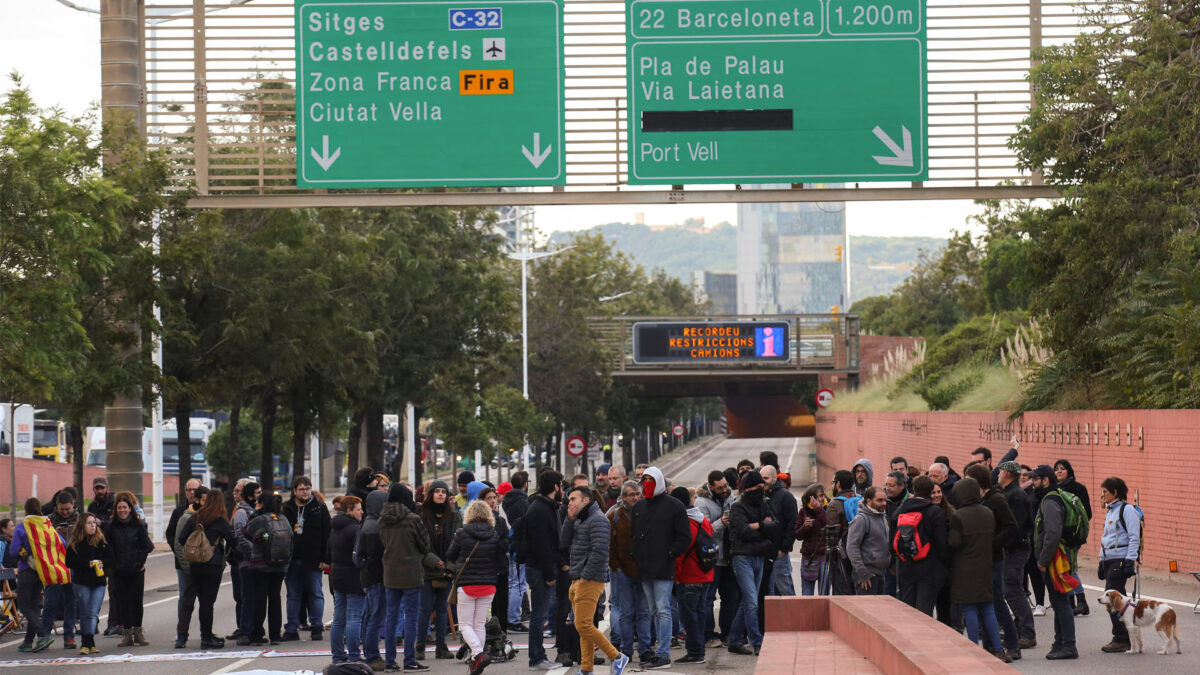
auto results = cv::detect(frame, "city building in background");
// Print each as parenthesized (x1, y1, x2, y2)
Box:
(692, 270, 738, 315)
(737, 186, 847, 315)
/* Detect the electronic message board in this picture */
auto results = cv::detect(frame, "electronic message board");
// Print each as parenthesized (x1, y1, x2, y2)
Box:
(633, 321, 791, 364)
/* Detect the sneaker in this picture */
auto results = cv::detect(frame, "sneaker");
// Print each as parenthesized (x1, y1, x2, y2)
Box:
(310, 629, 324, 641)
(237, 636, 253, 646)
(104, 625, 123, 637)
(727, 644, 754, 656)
(0, 618, 15, 636)
(64, 637, 77, 649)
(32, 636, 55, 653)
(404, 663, 430, 671)
(1019, 637, 1037, 649)
(1006, 647, 1022, 661)
(384, 664, 402, 672)
(529, 659, 557, 670)
(366, 659, 387, 672)
(1101, 641, 1131, 653)
(201, 637, 226, 649)
(610, 652, 630, 675)
(639, 651, 655, 663)
(174, 637, 188, 649)
(704, 638, 724, 649)
(675, 655, 705, 664)
(644, 656, 671, 669)
(1032, 605, 1046, 616)
(435, 643, 455, 659)
(17, 642, 33, 653)
(225, 630, 242, 640)
(456, 644, 470, 661)
(993, 650, 1013, 664)
(1046, 647, 1079, 660)
(669, 638, 681, 649)
(509, 623, 530, 633)
(594, 654, 605, 665)
(468, 652, 492, 675)
(280, 632, 301, 642)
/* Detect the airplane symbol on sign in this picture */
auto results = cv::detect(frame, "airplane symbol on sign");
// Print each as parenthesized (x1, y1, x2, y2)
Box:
(483, 38, 505, 61)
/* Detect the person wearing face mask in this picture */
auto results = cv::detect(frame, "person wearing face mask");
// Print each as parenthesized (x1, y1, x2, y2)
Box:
(630, 466, 690, 670)
(695, 470, 736, 644)
(725, 470, 776, 656)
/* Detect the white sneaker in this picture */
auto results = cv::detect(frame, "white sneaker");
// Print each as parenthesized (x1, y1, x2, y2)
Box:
(1033, 605, 1046, 616)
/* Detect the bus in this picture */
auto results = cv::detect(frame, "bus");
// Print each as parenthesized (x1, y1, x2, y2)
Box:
(84, 425, 211, 483)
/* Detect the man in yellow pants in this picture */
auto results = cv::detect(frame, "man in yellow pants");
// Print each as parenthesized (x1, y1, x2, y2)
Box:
(562, 486, 630, 675)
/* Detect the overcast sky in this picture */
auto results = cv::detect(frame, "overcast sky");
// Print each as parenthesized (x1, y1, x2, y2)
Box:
(3, 1, 984, 238)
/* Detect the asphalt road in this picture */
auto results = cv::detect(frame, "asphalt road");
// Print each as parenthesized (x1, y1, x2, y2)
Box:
(2, 436, 1198, 674)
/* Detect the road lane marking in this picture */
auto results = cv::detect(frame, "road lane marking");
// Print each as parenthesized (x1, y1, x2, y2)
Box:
(207, 656, 256, 674)
(0, 581, 231, 649)
(785, 437, 799, 475)
(1079, 582, 1196, 610)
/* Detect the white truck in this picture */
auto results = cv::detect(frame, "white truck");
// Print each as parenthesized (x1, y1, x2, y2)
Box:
(0, 402, 35, 459)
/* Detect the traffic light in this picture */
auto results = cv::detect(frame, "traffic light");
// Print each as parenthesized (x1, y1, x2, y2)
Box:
(834, 245, 842, 261)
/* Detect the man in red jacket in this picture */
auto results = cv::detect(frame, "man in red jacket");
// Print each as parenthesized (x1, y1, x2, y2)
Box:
(670, 487, 715, 665)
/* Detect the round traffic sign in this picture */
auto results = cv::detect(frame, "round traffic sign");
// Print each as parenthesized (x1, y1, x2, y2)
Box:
(672, 423, 685, 438)
(566, 435, 586, 458)
(815, 388, 835, 409)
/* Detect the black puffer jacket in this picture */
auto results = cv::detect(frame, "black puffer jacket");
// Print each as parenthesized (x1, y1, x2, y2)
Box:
(104, 515, 154, 576)
(446, 521, 507, 587)
(500, 488, 529, 530)
(729, 494, 778, 558)
(356, 491, 388, 588)
(65, 538, 113, 587)
(630, 467, 691, 580)
(516, 494, 562, 580)
(329, 513, 363, 594)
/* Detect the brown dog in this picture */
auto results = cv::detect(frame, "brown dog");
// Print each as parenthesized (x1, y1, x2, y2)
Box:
(1097, 589, 1182, 655)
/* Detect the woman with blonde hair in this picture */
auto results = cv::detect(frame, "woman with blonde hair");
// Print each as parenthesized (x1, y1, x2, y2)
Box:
(65, 514, 112, 654)
(445, 500, 507, 675)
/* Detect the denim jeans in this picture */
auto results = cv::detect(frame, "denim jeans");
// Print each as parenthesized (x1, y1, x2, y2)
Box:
(361, 583, 386, 663)
(507, 558, 527, 625)
(961, 602, 1002, 650)
(525, 566, 556, 666)
(610, 569, 651, 657)
(42, 583, 75, 639)
(384, 587, 420, 667)
(800, 560, 824, 597)
(332, 591, 366, 663)
(72, 584, 105, 636)
(418, 581, 451, 645)
(285, 560, 325, 633)
(640, 578, 674, 660)
(729, 555, 764, 647)
(989, 559, 1019, 651)
(705, 565, 738, 641)
(771, 554, 796, 596)
(674, 584, 707, 658)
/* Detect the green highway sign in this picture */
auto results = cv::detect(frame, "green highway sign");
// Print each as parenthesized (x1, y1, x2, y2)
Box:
(626, 0, 926, 184)
(295, 0, 564, 187)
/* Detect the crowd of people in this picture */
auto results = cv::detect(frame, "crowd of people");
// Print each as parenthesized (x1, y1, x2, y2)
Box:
(0, 440, 1144, 671)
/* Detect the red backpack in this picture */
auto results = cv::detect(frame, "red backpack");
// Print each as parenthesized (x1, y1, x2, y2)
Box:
(892, 511, 930, 562)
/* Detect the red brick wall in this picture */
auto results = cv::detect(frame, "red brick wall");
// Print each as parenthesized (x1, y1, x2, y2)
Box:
(815, 410, 1198, 574)
(0, 457, 156, 507)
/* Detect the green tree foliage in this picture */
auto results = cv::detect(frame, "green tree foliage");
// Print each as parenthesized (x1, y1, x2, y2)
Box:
(206, 416, 263, 481)
(1006, 1, 1200, 409)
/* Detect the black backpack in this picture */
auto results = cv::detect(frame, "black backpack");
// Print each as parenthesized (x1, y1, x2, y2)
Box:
(688, 521, 719, 573)
(324, 662, 375, 675)
(249, 513, 293, 567)
(484, 616, 517, 661)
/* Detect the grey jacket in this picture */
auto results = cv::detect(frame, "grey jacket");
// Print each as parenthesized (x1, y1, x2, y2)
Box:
(846, 504, 890, 583)
(560, 500, 609, 582)
(694, 485, 730, 566)
(232, 500, 254, 568)
(1034, 489, 1066, 568)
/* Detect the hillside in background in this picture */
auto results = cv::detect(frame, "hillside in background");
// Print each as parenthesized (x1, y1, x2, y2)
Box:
(549, 222, 945, 304)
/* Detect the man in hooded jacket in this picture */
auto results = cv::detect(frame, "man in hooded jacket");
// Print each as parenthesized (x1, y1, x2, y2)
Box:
(852, 458, 875, 496)
(356, 490, 389, 670)
(894, 476, 949, 616)
(630, 466, 690, 669)
(378, 484, 432, 671)
(846, 487, 889, 595)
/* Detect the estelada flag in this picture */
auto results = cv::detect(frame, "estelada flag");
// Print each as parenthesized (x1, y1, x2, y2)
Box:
(21, 515, 70, 585)
(1048, 546, 1079, 595)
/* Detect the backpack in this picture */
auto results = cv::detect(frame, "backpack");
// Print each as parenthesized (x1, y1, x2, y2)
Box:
(323, 662, 375, 675)
(250, 513, 293, 567)
(183, 521, 215, 563)
(1038, 489, 1089, 548)
(687, 520, 718, 573)
(836, 495, 861, 529)
(1117, 503, 1145, 562)
(892, 510, 931, 563)
(484, 615, 517, 661)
